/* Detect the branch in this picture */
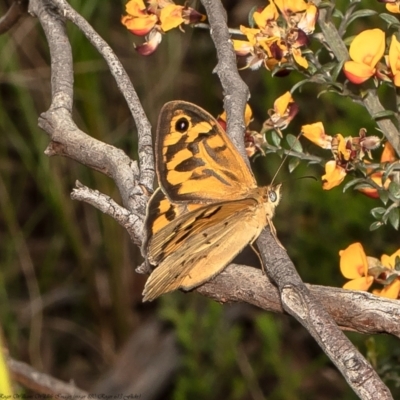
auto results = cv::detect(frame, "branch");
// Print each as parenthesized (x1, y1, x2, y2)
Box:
(7, 355, 88, 396)
(71, 181, 144, 245)
(198, 264, 400, 338)
(199, 0, 250, 159)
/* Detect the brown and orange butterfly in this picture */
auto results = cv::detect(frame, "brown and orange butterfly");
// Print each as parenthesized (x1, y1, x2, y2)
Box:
(142, 101, 281, 301)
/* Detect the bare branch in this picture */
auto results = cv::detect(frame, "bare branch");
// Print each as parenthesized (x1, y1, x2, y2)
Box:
(7, 355, 88, 396)
(199, 0, 250, 159)
(257, 229, 393, 400)
(71, 181, 144, 245)
(198, 264, 400, 338)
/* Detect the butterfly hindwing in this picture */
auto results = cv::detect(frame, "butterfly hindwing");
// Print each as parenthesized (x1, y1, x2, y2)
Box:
(156, 101, 257, 203)
(142, 198, 267, 302)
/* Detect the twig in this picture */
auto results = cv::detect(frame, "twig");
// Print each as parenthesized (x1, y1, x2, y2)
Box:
(198, 264, 400, 339)
(7, 355, 88, 396)
(71, 181, 144, 245)
(199, 0, 250, 159)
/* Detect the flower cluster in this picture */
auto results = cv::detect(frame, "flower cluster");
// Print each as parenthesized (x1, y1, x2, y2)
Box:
(343, 29, 400, 87)
(340, 242, 400, 299)
(121, 0, 205, 55)
(301, 123, 381, 190)
(232, 0, 318, 71)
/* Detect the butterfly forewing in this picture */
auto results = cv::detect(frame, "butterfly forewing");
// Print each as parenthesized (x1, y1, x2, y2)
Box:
(156, 101, 257, 203)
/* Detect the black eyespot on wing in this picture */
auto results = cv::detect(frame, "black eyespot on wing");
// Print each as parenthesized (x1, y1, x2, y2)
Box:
(175, 117, 189, 133)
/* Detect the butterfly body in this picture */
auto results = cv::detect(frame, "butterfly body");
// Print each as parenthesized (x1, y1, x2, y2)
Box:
(142, 101, 281, 302)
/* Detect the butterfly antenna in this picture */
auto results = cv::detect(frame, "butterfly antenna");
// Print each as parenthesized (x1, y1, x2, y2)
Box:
(270, 131, 303, 186)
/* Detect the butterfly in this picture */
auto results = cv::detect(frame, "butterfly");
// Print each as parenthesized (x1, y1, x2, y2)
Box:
(141, 101, 281, 302)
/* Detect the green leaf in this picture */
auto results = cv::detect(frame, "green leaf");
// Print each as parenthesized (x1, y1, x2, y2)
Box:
(388, 208, 399, 229)
(286, 134, 303, 152)
(344, 10, 377, 29)
(331, 60, 345, 82)
(379, 13, 400, 26)
(370, 207, 387, 218)
(389, 181, 400, 199)
(248, 6, 258, 28)
(370, 221, 383, 231)
(379, 189, 389, 205)
(342, 178, 366, 192)
(271, 131, 282, 147)
(288, 157, 300, 173)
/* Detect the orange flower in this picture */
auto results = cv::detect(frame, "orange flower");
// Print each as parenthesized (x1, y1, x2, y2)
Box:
(388, 35, 400, 87)
(322, 160, 347, 190)
(339, 243, 374, 291)
(263, 92, 299, 134)
(121, 0, 158, 36)
(358, 142, 396, 198)
(301, 122, 332, 149)
(373, 249, 400, 299)
(122, 0, 205, 55)
(343, 29, 385, 84)
(340, 243, 400, 299)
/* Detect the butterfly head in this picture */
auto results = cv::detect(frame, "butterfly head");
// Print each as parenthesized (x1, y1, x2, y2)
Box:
(261, 184, 281, 219)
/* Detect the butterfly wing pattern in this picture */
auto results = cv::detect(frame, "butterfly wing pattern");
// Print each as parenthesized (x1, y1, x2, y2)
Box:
(142, 101, 281, 301)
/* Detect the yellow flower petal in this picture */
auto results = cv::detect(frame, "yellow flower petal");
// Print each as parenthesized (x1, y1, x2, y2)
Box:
(386, 3, 400, 13)
(126, 0, 146, 16)
(349, 29, 385, 67)
(160, 4, 184, 32)
(343, 61, 375, 84)
(343, 276, 374, 291)
(339, 242, 369, 279)
(292, 48, 308, 68)
(274, 91, 293, 116)
(374, 280, 400, 299)
(233, 40, 253, 56)
(240, 26, 261, 46)
(253, 3, 279, 28)
(301, 122, 332, 149)
(381, 249, 400, 269)
(322, 160, 346, 190)
(122, 14, 158, 36)
(382, 142, 396, 163)
(389, 35, 400, 74)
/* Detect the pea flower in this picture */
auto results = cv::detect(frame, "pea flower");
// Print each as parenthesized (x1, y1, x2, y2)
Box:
(340, 243, 400, 299)
(232, 0, 317, 71)
(301, 123, 380, 190)
(121, 0, 205, 55)
(343, 29, 385, 84)
(388, 35, 400, 86)
(263, 92, 299, 136)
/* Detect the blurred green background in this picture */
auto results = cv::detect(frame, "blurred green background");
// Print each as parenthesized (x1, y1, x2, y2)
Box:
(0, 0, 399, 399)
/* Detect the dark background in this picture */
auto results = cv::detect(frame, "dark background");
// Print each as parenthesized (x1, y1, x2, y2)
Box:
(0, 0, 399, 399)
